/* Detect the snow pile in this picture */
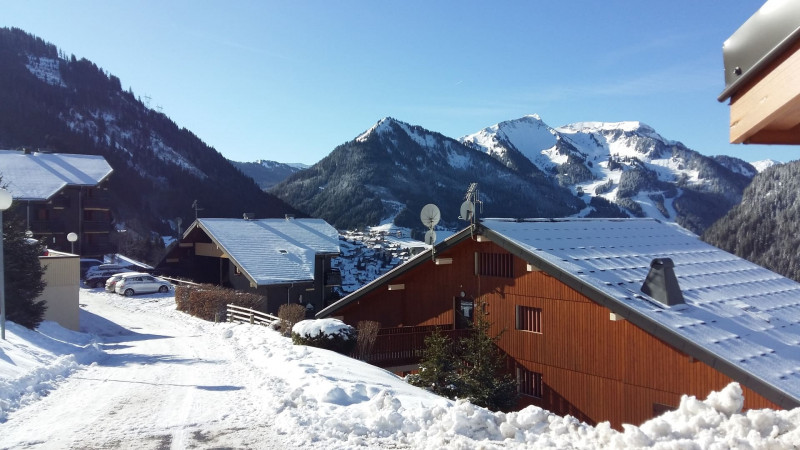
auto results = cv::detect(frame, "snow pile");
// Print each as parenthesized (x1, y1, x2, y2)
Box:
(0, 321, 105, 421)
(1, 290, 800, 448)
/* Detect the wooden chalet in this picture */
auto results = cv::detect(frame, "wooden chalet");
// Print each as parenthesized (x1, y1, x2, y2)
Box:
(0, 149, 114, 258)
(719, 0, 800, 144)
(318, 218, 800, 429)
(159, 216, 341, 315)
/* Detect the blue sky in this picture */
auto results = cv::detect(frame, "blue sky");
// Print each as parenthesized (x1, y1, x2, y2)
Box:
(4, 1, 798, 165)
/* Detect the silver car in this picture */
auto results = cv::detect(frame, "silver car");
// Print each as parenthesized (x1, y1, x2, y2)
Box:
(105, 272, 145, 293)
(114, 274, 172, 296)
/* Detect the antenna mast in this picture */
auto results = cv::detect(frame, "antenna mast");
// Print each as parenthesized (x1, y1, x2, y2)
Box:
(459, 182, 482, 226)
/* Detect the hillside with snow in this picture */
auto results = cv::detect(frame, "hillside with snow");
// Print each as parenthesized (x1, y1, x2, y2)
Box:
(461, 115, 755, 234)
(270, 117, 583, 231)
(2, 289, 800, 449)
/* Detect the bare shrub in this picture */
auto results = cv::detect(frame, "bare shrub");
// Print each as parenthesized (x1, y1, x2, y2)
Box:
(278, 303, 307, 336)
(354, 320, 380, 360)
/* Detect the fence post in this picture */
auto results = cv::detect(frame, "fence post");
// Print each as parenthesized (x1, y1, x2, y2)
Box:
(249, 312, 254, 324)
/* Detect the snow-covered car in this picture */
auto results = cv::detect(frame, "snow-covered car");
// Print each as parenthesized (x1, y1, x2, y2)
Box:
(84, 266, 129, 289)
(104, 272, 145, 293)
(114, 274, 172, 296)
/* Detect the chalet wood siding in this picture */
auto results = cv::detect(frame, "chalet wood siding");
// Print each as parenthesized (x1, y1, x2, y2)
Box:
(334, 239, 780, 428)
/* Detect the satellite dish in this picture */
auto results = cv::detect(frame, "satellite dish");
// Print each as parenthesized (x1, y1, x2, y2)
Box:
(424, 229, 437, 245)
(420, 204, 441, 229)
(459, 200, 475, 221)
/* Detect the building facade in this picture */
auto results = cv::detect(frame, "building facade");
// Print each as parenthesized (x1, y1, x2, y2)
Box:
(319, 219, 800, 429)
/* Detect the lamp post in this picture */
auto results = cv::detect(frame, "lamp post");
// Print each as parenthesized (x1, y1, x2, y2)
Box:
(67, 232, 78, 254)
(0, 188, 13, 340)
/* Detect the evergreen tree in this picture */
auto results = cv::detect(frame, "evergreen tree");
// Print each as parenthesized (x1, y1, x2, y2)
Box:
(408, 301, 519, 411)
(3, 213, 46, 328)
(406, 327, 463, 398)
(457, 301, 519, 411)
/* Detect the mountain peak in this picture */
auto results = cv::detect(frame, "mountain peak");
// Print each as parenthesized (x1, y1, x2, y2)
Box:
(356, 117, 400, 142)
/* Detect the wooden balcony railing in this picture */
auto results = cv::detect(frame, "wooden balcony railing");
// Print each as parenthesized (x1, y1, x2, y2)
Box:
(355, 325, 472, 368)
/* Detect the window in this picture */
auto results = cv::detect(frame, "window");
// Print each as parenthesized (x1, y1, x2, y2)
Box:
(454, 297, 474, 329)
(516, 306, 542, 333)
(477, 252, 514, 278)
(517, 366, 543, 398)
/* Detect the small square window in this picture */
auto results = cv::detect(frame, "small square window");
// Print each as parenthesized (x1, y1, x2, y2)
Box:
(517, 366, 543, 398)
(516, 306, 542, 333)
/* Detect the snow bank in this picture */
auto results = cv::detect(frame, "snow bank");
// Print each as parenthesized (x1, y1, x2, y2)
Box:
(0, 321, 105, 421)
(3, 290, 800, 449)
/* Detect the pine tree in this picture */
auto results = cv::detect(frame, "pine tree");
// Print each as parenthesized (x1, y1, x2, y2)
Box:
(408, 301, 519, 411)
(3, 214, 46, 328)
(457, 300, 519, 411)
(406, 327, 463, 398)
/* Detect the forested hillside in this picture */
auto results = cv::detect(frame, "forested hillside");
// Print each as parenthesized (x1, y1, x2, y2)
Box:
(0, 28, 299, 262)
(270, 118, 583, 230)
(703, 161, 800, 282)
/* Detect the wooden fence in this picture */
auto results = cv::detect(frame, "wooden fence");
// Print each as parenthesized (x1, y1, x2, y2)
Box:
(226, 304, 279, 326)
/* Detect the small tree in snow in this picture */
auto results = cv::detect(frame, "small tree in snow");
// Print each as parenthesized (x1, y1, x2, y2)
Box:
(3, 214, 47, 329)
(407, 327, 463, 398)
(457, 300, 519, 411)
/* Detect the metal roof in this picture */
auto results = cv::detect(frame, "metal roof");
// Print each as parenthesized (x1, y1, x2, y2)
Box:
(189, 218, 340, 286)
(0, 150, 113, 201)
(482, 218, 800, 409)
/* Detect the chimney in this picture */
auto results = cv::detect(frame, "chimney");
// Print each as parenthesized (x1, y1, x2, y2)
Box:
(641, 258, 685, 306)
(243, 212, 255, 220)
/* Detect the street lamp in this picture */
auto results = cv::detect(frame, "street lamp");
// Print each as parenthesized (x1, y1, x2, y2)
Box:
(0, 188, 12, 340)
(67, 232, 78, 254)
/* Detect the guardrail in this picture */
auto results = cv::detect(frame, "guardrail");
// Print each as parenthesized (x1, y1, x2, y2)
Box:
(226, 304, 279, 326)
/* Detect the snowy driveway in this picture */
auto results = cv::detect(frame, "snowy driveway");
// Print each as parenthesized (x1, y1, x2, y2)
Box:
(0, 289, 287, 449)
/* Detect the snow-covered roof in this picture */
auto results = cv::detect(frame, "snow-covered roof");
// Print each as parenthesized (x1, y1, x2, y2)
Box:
(481, 218, 800, 408)
(0, 150, 113, 201)
(191, 218, 340, 286)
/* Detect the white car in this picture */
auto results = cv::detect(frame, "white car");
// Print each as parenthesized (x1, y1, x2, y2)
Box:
(114, 274, 172, 296)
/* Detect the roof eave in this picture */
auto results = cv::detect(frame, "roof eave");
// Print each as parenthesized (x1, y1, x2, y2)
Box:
(480, 226, 800, 410)
(718, 1, 800, 102)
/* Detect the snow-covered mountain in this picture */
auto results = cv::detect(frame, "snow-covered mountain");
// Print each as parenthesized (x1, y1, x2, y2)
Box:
(462, 115, 755, 234)
(230, 159, 308, 190)
(750, 159, 782, 173)
(270, 117, 583, 231)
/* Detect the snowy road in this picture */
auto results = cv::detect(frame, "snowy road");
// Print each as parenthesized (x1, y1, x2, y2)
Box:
(0, 290, 287, 449)
(4, 290, 800, 449)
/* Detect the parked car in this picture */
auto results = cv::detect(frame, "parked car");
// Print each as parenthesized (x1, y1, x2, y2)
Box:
(115, 274, 172, 296)
(105, 272, 145, 293)
(84, 266, 129, 289)
(80, 258, 104, 278)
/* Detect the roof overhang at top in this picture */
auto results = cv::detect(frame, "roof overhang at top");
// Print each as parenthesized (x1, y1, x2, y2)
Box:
(185, 218, 340, 287)
(718, 0, 800, 144)
(0, 150, 113, 201)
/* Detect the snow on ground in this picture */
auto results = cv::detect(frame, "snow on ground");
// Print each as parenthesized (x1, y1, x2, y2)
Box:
(2, 289, 800, 449)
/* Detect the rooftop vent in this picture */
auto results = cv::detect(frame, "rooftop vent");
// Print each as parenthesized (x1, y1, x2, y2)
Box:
(641, 258, 685, 307)
(243, 212, 255, 220)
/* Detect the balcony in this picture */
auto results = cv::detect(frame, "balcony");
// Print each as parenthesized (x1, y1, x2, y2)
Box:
(30, 219, 66, 233)
(82, 220, 113, 233)
(352, 325, 472, 368)
(82, 190, 112, 209)
(324, 269, 342, 286)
